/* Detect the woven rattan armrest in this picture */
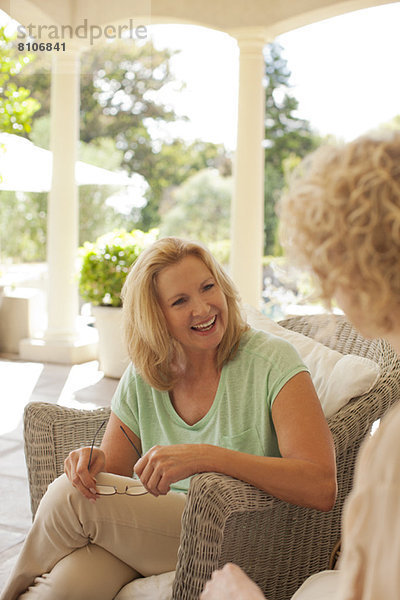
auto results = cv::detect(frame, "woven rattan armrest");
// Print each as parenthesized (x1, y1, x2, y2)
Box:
(172, 471, 323, 600)
(172, 468, 342, 600)
(24, 402, 111, 518)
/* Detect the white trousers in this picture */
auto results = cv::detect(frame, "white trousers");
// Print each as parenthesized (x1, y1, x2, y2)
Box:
(0, 473, 186, 600)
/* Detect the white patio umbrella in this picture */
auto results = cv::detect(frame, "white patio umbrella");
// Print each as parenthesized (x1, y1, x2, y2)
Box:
(0, 133, 146, 195)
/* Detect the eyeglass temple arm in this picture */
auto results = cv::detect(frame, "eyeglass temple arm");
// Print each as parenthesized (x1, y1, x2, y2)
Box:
(87, 419, 107, 471)
(87, 420, 141, 472)
(119, 425, 142, 460)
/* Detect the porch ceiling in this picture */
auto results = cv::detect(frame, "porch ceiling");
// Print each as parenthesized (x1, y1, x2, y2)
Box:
(1, 0, 398, 41)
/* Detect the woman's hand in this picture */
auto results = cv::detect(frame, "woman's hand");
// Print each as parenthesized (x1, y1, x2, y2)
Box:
(134, 444, 202, 496)
(64, 446, 106, 501)
(201, 563, 265, 600)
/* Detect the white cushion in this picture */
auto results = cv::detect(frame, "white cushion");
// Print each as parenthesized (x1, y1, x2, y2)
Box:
(114, 571, 175, 600)
(114, 568, 339, 600)
(291, 570, 339, 599)
(245, 306, 380, 418)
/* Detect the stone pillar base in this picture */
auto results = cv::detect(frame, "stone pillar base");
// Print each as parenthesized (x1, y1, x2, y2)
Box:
(0, 288, 44, 355)
(19, 329, 99, 365)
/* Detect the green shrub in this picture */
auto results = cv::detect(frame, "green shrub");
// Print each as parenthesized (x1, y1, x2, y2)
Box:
(79, 229, 158, 306)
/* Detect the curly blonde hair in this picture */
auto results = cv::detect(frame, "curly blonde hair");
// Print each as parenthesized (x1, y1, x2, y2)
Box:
(279, 132, 400, 330)
(121, 237, 249, 390)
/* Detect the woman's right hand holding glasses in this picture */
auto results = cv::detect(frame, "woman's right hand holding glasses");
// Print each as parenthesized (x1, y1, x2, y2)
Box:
(64, 446, 106, 502)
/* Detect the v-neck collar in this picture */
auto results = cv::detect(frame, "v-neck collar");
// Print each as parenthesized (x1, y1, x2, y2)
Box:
(163, 365, 227, 429)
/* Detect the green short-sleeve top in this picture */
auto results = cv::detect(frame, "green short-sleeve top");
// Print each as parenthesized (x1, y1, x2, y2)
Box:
(112, 328, 309, 493)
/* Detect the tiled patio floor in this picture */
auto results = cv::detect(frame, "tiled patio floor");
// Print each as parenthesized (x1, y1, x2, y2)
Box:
(0, 356, 119, 593)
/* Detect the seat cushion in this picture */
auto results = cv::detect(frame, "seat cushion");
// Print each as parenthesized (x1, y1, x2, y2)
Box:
(114, 570, 175, 600)
(291, 570, 339, 599)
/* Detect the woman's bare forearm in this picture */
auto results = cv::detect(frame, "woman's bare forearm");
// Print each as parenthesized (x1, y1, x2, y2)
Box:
(197, 444, 337, 511)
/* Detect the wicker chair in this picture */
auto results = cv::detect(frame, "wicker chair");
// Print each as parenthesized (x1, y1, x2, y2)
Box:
(23, 315, 400, 600)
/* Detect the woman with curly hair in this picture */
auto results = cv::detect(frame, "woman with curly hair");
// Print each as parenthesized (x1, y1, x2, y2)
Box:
(280, 132, 400, 348)
(1, 237, 336, 600)
(202, 132, 400, 600)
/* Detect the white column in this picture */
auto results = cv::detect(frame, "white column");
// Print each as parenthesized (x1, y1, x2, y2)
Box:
(46, 49, 80, 341)
(230, 31, 268, 308)
(20, 49, 98, 363)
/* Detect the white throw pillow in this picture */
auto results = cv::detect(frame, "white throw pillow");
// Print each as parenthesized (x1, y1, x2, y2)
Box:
(245, 306, 380, 418)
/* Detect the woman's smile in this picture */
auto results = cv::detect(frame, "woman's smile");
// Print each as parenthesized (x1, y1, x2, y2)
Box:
(191, 315, 217, 333)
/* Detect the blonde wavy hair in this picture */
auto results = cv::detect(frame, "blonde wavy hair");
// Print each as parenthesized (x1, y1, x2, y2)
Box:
(279, 132, 400, 330)
(121, 237, 249, 390)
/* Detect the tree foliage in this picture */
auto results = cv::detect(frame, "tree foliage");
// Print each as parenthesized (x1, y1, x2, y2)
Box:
(371, 113, 400, 135)
(264, 42, 320, 254)
(0, 190, 47, 261)
(160, 169, 232, 245)
(0, 26, 40, 134)
(0, 26, 43, 261)
(14, 39, 230, 233)
(138, 139, 231, 230)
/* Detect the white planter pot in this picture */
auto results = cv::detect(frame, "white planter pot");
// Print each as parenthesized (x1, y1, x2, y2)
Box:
(92, 305, 130, 378)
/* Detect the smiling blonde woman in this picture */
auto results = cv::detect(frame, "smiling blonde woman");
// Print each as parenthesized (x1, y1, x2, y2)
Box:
(1, 237, 336, 600)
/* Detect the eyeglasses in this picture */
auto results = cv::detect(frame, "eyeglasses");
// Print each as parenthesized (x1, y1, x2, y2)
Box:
(96, 481, 148, 497)
(87, 420, 148, 497)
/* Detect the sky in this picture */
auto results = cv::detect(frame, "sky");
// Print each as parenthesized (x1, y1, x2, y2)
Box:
(147, 2, 400, 149)
(2, 2, 400, 150)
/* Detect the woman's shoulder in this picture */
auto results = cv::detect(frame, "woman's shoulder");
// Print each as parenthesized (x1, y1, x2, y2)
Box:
(226, 328, 306, 389)
(117, 362, 152, 392)
(119, 361, 138, 383)
(236, 327, 303, 369)
(240, 326, 298, 355)
(112, 362, 159, 414)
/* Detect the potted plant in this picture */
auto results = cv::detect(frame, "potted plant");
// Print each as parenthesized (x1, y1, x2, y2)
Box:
(79, 229, 158, 377)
